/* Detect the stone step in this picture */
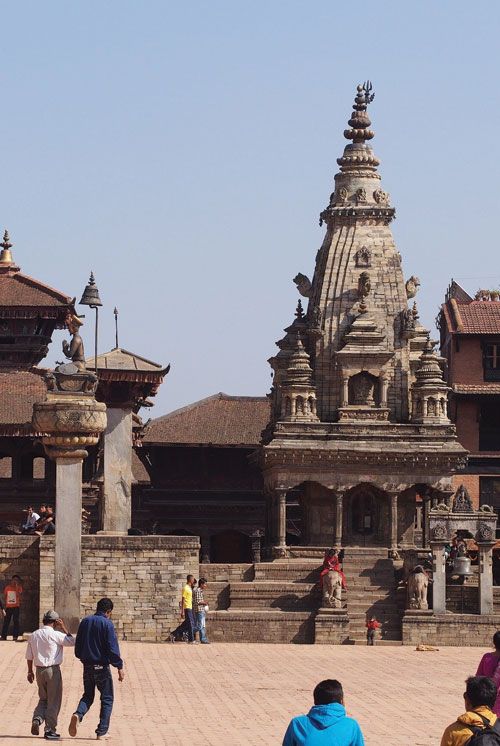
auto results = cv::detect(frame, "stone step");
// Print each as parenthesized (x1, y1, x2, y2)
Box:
(254, 562, 321, 583)
(229, 581, 320, 611)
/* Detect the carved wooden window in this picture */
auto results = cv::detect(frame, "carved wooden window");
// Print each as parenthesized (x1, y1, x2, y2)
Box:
(483, 341, 500, 381)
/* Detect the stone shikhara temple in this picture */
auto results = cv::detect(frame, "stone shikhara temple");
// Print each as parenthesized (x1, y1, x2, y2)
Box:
(260, 84, 467, 555)
(1, 83, 500, 645)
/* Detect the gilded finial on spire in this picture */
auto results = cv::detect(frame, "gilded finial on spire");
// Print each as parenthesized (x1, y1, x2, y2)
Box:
(344, 82, 375, 143)
(0, 229, 14, 265)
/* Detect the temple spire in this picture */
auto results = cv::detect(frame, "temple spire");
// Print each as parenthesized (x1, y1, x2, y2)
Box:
(0, 230, 14, 264)
(344, 82, 375, 143)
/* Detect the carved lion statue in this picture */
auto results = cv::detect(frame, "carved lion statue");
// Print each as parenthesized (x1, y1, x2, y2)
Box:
(407, 565, 429, 610)
(405, 276, 421, 299)
(293, 273, 312, 298)
(322, 570, 342, 608)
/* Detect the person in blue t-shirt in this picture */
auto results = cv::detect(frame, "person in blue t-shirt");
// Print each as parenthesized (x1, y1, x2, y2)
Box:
(283, 679, 365, 746)
(68, 598, 124, 740)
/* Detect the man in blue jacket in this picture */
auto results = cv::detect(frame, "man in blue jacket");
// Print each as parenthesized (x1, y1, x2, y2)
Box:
(68, 598, 124, 740)
(283, 679, 365, 746)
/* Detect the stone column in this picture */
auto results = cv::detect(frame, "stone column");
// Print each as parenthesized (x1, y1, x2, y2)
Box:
(54, 458, 83, 631)
(101, 406, 133, 534)
(251, 532, 262, 564)
(430, 542, 447, 614)
(32, 367, 107, 633)
(390, 492, 398, 551)
(334, 491, 344, 548)
(379, 374, 388, 408)
(479, 543, 495, 615)
(273, 489, 287, 557)
(341, 375, 349, 407)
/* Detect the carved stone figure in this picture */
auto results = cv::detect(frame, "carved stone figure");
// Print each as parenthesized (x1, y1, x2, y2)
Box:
(354, 246, 371, 267)
(452, 484, 474, 513)
(405, 276, 421, 299)
(431, 522, 448, 541)
(309, 305, 323, 330)
(355, 187, 367, 204)
(358, 271, 371, 299)
(322, 570, 342, 608)
(337, 187, 348, 203)
(477, 522, 494, 542)
(373, 188, 389, 205)
(62, 314, 86, 371)
(407, 565, 429, 610)
(402, 307, 416, 332)
(350, 371, 376, 405)
(293, 273, 312, 298)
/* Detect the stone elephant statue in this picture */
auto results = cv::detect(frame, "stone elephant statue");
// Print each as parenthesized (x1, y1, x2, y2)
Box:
(407, 566, 429, 610)
(322, 570, 342, 608)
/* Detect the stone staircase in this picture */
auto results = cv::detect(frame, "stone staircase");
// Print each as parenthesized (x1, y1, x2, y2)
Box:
(200, 548, 404, 644)
(342, 547, 404, 645)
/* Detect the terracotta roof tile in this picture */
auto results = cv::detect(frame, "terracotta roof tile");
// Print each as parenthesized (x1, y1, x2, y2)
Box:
(444, 300, 500, 334)
(0, 271, 72, 308)
(453, 384, 500, 394)
(143, 393, 270, 446)
(0, 368, 47, 433)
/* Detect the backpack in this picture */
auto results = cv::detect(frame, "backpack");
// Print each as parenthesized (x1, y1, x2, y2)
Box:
(466, 714, 500, 745)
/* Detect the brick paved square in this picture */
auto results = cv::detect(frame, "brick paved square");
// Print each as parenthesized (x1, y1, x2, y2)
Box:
(0, 641, 488, 745)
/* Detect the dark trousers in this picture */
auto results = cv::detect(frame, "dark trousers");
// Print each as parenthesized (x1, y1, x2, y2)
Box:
(75, 664, 114, 736)
(172, 609, 195, 642)
(1, 607, 20, 639)
(367, 629, 375, 646)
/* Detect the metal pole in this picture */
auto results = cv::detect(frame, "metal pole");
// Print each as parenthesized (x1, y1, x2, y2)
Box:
(94, 306, 98, 373)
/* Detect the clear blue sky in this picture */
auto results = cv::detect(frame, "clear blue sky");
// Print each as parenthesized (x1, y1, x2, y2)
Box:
(2, 1, 499, 415)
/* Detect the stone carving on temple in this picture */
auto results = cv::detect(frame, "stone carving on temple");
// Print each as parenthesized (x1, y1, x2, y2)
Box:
(452, 484, 474, 513)
(357, 271, 371, 299)
(354, 246, 371, 267)
(405, 276, 421, 299)
(293, 273, 312, 297)
(407, 565, 429, 610)
(322, 571, 342, 608)
(373, 188, 389, 205)
(355, 187, 367, 204)
(431, 522, 448, 541)
(477, 522, 494, 542)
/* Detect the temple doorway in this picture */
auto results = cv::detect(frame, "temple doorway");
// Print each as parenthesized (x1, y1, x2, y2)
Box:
(345, 484, 389, 546)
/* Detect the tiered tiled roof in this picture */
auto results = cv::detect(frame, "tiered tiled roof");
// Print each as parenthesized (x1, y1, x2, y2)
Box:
(0, 271, 72, 312)
(0, 369, 47, 434)
(143, 393, 270, 446)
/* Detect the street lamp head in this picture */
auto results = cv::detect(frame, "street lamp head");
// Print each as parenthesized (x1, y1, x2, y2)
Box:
(79, 271, 103, 308)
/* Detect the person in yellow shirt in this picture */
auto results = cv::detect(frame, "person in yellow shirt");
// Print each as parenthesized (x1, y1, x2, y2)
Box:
(169, 575, 196, 643)
(441, 676, 499, 745)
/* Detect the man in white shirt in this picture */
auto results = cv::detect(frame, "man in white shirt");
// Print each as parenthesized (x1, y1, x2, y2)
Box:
(21, 506, 39, 534)
(26, 610, 75, 740)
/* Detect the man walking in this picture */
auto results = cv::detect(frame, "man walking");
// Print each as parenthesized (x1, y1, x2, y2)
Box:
(69, 598, 124, 740)
(1, 574, 23, 640)
(193, 578, 210, 644)
(26, 610, 75, 740)
(169, 574, 196, 643)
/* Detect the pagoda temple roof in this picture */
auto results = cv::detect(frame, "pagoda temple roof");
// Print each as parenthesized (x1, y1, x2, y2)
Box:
(87, 347, 169, 383)
(0, 271, 73, 317)
(143, 392, 270, 447)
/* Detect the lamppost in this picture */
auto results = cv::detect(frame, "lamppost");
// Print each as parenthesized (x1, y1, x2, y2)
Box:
(79, 272, 102, 372)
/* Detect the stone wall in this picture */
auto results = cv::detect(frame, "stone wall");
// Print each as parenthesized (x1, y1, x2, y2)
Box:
(0, 536, 40, 633)
(403, 612, 500, 646)
(208, 610, 315, 643)
(40, 535, 199, 641)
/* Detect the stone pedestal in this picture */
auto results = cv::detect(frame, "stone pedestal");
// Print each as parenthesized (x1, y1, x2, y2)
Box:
(431, 542, 446, 614)
(55, 458, 83, 631)
(101, 407, 133, 535)
(314, 607, 350, 644)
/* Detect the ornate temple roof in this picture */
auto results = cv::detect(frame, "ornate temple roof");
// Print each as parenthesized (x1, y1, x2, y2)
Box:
(143, 393, 270, 447)
(87, 347, 169, 379)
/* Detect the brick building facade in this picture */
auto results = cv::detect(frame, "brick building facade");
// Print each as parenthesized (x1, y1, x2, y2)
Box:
(439, 282, 500, 523)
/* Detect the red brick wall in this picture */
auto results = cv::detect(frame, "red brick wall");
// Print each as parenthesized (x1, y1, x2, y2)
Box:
(452, 474, 480, 509)
(455, 399, 479, 451)
(450, 338, 483, 383)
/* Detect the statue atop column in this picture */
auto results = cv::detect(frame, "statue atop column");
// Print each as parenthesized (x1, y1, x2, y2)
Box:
(62, 313, 86, 371)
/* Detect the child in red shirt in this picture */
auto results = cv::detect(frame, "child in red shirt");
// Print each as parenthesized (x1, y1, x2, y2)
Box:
(1, 574, 23, 640)
(366, 616, 381, 646)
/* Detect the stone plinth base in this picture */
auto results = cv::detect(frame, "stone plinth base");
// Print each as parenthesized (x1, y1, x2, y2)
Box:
(314, 607, 350, 645)
(208, 610, 315, 643)
(402, 611, 500, 647)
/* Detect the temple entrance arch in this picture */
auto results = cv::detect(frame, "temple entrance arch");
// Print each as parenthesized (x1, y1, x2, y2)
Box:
(344, 483, 389, 546)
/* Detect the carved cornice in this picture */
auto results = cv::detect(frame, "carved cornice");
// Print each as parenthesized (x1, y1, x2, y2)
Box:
(320, 205, 395, 226)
